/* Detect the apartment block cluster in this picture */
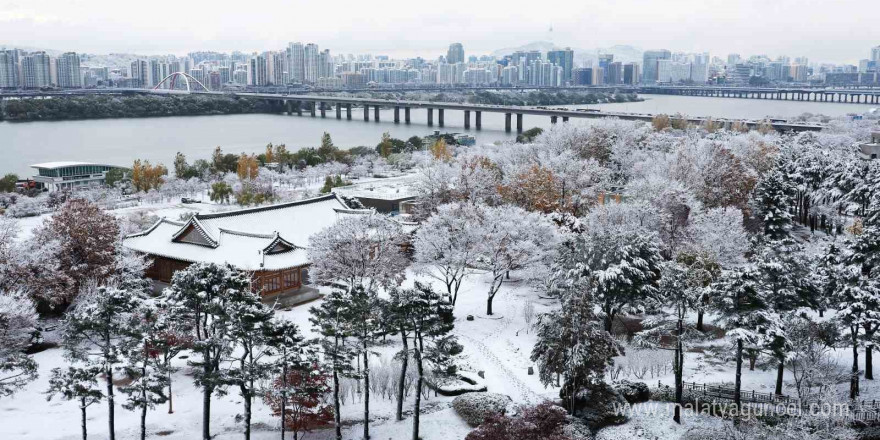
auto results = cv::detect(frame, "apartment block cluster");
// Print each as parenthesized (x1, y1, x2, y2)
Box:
(0, 49, 85, 89)
(720, 46, 880, 86)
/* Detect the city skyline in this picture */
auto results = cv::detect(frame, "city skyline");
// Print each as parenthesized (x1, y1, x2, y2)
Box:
(0, 0, 876, 64)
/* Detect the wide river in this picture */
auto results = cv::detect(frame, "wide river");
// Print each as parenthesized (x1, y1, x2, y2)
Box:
(2, 95, 876, 177)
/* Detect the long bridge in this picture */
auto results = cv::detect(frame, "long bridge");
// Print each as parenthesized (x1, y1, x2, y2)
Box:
(193, 91, 825, 133)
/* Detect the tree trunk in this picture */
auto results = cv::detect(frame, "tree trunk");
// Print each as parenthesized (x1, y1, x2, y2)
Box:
(167, 365, 174, 414)
(604, 311, 614, 333)
(203, 385, 212, 440)
(734, 339, 743, 408)
(486, 293, 495, 316)
(749, 350, 756, 371)
(868, 345, 874, 380)
(243, 386, 252, 440)
(413, 345, 424, 440)
(333, 367, 342, 440)
(141, 361, 148, 440)
(80, 400, 87, 440)
(281, 353, 287, 440)
(775, 356, 784, 395)
(852, 333, 860, 399)
(674, 318, 683, 424)
(363, 349, 370, 440)
(696, 311, 704, 332)
(106, 366, 116, 440)
(140, 399, 147, 440)
(396, 329, 409, 421)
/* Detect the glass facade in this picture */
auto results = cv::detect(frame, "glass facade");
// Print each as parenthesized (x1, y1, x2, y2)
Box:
(38, 165, 113, 178)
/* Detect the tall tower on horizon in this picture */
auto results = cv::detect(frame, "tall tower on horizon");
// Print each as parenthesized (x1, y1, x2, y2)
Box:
(447, 43, 464, 64)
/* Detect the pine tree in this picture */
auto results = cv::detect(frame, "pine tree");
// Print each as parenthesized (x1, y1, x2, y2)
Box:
(753, 167, 794, 240)
(62, 285, 144, 440)
(46, 364, 104, 440)
(711, 266, 770, 408)
(263, 349, 333, 440)
(225, 287, 277, 440)
(531, 285, 619, 413)
(309, 290, 357, 440)
(120, 303, 169, 440)
(345, 286, 385, 440)
(163, 262, 248, 440)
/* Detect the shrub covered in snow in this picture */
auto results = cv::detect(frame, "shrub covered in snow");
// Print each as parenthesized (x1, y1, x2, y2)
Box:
(452, 392, 513, 427)
(613, 380, 650, 404)
(465, 402, 588, 440)
(565, 382, 628, 430)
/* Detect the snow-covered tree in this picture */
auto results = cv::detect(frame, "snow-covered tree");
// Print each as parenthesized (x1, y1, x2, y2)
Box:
(37, 199, 120, 309)
(386, 282, 456, 440)
(308, 214, 409, 292)
(163, 262, 249, 440)
(531, 283, 619, 413)
(753, 166, 794, 240)
(343, 285, 385, 440)
(62, 285, 145, 440)
(552, 206, 662, 331)
(711, 266, 772, 407)
(46, 364, 104, 440)
(224, 287, 277, 440)
(687, 207, 749, 268)
(472, 204, 559, 315)
(413, 203, 481, 306)
(0, 289, 39, 397)
(309, 290, 358, 440)
(119, 303, 169, 440)
(263, 356, 332, 440)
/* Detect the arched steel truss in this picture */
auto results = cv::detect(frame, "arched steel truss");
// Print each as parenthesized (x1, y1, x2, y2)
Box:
(153, 72, 211, 92)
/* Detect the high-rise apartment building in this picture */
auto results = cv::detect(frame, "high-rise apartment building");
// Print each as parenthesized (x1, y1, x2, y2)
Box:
(605, 61, 623, 85)
(304, 43, 319, 83)
(0, 49, 18, 88)
(872, 46, 880, 64)
(22, 52, 52, 89)
(248, 55, 268, 86)
(447, 43, 464, 64)
(130, 59, 148, 88)
(56, 52, 82, 88)
(642, 49, 671, 83)
(288, 42, 304, 83)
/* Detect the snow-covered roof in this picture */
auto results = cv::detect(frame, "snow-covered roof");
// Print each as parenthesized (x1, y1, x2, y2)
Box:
(123, 194, 370, 271)
(31, 161, 122, 169)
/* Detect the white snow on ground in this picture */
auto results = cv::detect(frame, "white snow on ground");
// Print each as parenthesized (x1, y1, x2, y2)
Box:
(1, 248, 875, 439)
(595, 402, 730, 440)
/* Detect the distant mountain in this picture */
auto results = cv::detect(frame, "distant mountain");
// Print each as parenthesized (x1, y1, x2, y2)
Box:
(491, 41, 644, 66)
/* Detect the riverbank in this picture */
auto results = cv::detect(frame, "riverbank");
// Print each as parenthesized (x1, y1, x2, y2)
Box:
(0, 94, 276, 121)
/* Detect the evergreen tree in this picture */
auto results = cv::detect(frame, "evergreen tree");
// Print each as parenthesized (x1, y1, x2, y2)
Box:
(753, 167, 794, 240)
(62, 285, 144, 440)
(0, 289, 39, 398)
(711, 266, 771, 408)
(531, 281, 619, 413)
(120, 303, 169, 440)
(345, 286, 385, 440)
(225, 287, 277, 440)
(164, 262, 248, 440)
(309, 290, 357, 440)
(46, 364, 104, 440)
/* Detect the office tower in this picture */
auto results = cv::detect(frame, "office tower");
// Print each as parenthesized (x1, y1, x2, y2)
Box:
(130, 59, 148, 88)
(447, 43, 464, 64)
(304, 43, 319, 83)
(288, 42, 304, 83)
(605, 61, 623, 84)
(871, 46, 880, 63)
(248, 55, 268, 86)
(22, 52, 52, 88)
(56, 52, 82, 88)
(573, 67, 591, 85)
(623, 62, 640, 84)
(642, 49, 671, 83)
(219, 66, 231, 85)
(547, 47, 574, 83)
(0, 49, 18, 88)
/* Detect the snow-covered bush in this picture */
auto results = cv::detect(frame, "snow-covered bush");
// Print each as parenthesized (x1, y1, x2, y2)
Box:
(452, 392, 513, 427)
(612, 380, 650, 404)
(5, 195, 47, 218)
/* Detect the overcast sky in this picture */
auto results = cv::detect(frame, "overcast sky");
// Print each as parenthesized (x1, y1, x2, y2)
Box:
(0, 0, 875, 64)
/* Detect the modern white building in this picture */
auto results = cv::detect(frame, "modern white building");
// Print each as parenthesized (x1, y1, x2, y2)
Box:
(0, 49, 19, 88)
(31, 162, 125, 192)
(22, 52, 52, 89)
(56, 52, 82, 89)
